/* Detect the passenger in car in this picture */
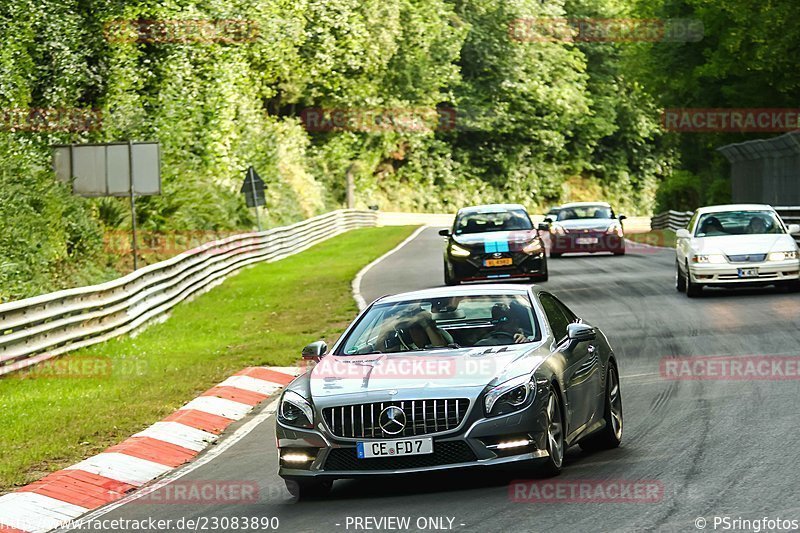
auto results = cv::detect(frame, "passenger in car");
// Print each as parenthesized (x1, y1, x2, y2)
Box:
(745, 216, 768, 234)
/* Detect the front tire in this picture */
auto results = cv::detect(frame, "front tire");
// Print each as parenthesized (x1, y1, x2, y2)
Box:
(539, 386, 565, 477)
(686, 265, 702, 297)
(676, 262, 686, 292)
(444, 261, 458, 286)
(284, 478, 333, 500)
(579, 364, 623, 452)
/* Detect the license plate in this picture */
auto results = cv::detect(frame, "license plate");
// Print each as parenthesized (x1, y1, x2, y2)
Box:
(738, 268, 759, 278)
(356, 438, 433, 459)
(484, 258, 513, 267)
(575, 237, 599, 245)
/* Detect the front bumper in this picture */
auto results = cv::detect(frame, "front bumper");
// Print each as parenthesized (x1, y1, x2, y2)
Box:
(689, 259, 800, 285)
(277, 398, 550, 479)
(447, 252, 547, 282)
(549, 233, 625, 254)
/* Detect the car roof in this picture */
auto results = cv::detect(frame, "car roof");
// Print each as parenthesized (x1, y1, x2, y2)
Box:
(375, 284, 538, 305)
(560, 201, 612, 208)
(456, 203, 528, 215)
(696, 204, 775, 214)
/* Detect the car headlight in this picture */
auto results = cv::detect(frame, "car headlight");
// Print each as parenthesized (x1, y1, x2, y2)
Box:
(450, 243, 471, 257)
(606, 223, 623, 237)
(522, 240, 543, 255)
(278, 390, 314, 428)
(692, 254, 726, 264)
(550, 224, 566, 235)
(768, 250, 798, 261)
(484, 375, 535, 417)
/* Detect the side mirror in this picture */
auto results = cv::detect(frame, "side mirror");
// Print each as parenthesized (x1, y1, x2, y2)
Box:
(566, 323, 596, 342)
(675, 229, 691, 239)
(787, 224, 800, 235)
(543, 217, 553, 224)
(302, 340, 328, 361)
(438, 228, 452, 237)
(537, 222, 550, 231)
(618, 215, 627, 221)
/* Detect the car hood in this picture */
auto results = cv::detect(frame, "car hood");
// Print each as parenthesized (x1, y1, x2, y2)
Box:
(691, 234, 797, 255)
(556, 219, 616, 231)
(453, 230, 538, 250)
(308, 343, 549, 403)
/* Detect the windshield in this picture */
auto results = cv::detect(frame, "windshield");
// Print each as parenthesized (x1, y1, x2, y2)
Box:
(339, 295, 541, 355)
(454, 209, 533, 235)
(694, 210, 784, 237)
(557, 205, 614, 221)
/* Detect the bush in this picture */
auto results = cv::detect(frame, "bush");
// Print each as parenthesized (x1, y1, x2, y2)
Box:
(654, 171, 704, 213)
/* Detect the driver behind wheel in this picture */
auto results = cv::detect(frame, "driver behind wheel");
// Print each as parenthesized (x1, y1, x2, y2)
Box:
(379, 308, 451, 351)
(475, 303, 528, 346)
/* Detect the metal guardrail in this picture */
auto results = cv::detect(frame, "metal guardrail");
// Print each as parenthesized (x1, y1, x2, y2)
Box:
(0, 209, 377, 376)
(651, 210, 692, 231)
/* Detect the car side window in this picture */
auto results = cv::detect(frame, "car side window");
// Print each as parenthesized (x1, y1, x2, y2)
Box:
(551, 295, 578, 324)
(687, 211, 698, 233)
(538, 293, 570, 342)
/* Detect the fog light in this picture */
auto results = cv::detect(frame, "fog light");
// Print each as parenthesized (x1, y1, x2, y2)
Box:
(281, 452, 313, 463)
(496, 439, 533, 450)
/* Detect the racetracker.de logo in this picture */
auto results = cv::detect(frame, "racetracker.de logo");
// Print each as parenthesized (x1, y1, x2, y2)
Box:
(508, 18, 703, 43)
(9, 356, 148, 380)
(509, 479, 665, 503)
(660, 356, 800, 381)
(0, 108, 102, 132)
(306, 353, 517, 380)
(133, 480, 260, 504)
(300, 107, 457, 133)
(661, 108, 800, 132)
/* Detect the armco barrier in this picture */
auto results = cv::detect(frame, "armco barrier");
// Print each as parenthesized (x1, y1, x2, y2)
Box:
(0, 209, 376, 376)
(651, 210, 692, 231)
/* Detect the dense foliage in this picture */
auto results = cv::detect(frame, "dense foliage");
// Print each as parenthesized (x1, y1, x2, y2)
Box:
(628, 0, 800, 209)
(5, 0, 788, 299)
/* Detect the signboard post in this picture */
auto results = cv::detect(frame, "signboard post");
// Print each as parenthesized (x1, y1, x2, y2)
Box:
(53, 141, 161, 270)
(240, 166, 266, 231)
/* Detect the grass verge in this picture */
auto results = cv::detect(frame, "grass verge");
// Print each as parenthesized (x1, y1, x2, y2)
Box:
(627, 229, 676, 249)
(0, 225, 417, 493)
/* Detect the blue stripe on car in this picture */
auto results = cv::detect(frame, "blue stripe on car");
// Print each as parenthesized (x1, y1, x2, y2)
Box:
(484, 236, 509, 253)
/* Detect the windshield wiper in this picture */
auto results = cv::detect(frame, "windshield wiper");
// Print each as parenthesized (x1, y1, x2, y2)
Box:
(404, 343, 462, 352)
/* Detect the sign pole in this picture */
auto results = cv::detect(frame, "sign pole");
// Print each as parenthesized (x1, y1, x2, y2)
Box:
(249, 166, 262, 231)
(128, 141, 139, 270)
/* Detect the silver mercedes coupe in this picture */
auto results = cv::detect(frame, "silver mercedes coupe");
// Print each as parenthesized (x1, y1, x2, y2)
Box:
(275, 284, 622, 498)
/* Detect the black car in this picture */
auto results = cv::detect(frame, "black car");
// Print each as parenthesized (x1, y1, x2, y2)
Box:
(439, 204, 548, 285)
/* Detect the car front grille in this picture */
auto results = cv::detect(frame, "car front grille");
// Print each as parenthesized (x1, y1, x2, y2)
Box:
(726, 253, 767, 263)
(323, 441, 477, 471)
(322, 399, 470, 439)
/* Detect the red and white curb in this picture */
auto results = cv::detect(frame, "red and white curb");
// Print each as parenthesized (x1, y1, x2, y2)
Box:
(0, 366, 300, 533)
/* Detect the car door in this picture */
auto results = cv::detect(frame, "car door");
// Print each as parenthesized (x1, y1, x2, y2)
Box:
(539, 293, 601, 437)
(676, 211, 698, 268)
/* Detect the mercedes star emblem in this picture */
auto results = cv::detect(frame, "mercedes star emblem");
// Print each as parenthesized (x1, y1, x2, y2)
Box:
(378, 405, 407, 435)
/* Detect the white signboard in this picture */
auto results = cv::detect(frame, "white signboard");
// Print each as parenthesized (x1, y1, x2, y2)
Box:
(53, 142, 161, 197)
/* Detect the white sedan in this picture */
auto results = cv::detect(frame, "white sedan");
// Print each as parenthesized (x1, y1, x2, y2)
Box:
(675, 204, 800, 297)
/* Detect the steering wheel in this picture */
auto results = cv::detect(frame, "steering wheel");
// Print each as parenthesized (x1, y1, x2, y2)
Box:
(487, 330, 517, 342)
